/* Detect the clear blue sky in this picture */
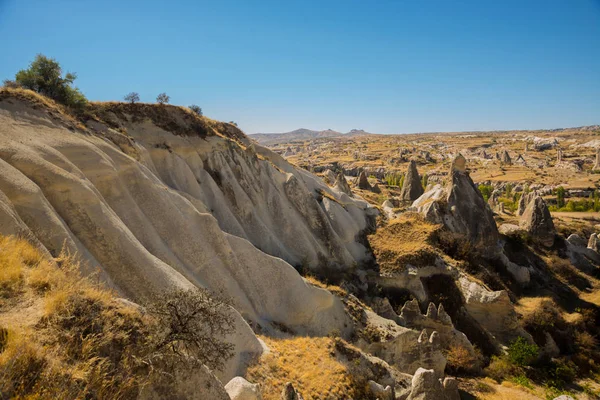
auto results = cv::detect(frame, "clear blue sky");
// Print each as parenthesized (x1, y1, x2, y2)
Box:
(1, 0, 599, 134)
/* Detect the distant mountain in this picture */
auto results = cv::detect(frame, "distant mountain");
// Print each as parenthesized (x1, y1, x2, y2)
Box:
(250, 128, 371, 145)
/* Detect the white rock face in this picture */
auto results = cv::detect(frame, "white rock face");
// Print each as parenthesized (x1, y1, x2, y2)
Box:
(225, 377, 263, 400)
(0, 99, 373, 380)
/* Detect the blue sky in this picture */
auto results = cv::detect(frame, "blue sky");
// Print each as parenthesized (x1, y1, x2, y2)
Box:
(1, 0, 599, 134)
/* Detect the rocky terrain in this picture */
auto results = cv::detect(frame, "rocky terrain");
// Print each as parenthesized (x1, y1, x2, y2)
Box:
(2, 85, 600, 400)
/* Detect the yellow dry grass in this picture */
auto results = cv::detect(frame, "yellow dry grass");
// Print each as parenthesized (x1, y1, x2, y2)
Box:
(246, 336, 362, 400)
(0, 235, 149, 399)
(304, 275, 347, 297)
(368, 213, 441, 274)
(0, 87, 87, 130)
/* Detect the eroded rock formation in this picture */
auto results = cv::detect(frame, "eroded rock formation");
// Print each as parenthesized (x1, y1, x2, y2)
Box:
(400, 160, 424, 202)
(520, 196, 556, 247)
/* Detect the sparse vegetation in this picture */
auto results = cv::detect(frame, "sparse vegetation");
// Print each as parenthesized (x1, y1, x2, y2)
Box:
(246, 336, 365, 400)
(124, 92, 140, 104)
(0, 235, 234, 399)
(156, 92, 170, 104)
(12, 54, 88, 113)
(189, 104, 202, 116)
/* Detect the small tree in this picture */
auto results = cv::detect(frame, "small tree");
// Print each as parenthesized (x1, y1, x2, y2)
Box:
(124, 92, 140, 104)
(146, 288, 235, 372)
(556, 186, 566, 208)
(156, 93, 170, 104)
(189, 104, 202, 116)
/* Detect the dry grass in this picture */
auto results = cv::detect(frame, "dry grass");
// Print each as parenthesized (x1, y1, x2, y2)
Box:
(0, 236, 151, 399)
(304, 275, 347, 297)
(246, 336, 363, 400)
(368, 213, 441, 275)
(0, 236, 44, 298)
(0, 87, 86, 130)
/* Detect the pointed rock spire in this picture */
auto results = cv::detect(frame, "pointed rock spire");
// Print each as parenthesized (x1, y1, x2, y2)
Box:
(357, 170, 372, 190)
(520, 196, 556, 247)
(400, 160, 424, 201)
(334, 171, 353, 196)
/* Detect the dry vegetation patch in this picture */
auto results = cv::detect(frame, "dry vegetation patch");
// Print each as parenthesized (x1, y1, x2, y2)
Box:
(368, 213, 442, 274)
(246, 336, 364, 400)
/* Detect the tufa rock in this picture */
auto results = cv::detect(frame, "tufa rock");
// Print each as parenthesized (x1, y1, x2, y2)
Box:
(520, 196, 556, 247)
(334, 171, 353, 196)
(404, 368, 460, 400)
(225, 377, 263, 400)
(400, 160, 425, 202)
(517, 190, 536, 216)
(501, 150, 512, 165)
(411, 154, 499, 253)
(588, 233, 600, 253)
(357, 170, 372, 190)
(367, 380, 394, 400)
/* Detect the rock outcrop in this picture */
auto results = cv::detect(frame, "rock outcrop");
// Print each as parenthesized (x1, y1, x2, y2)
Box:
(225, 377, 263, 400)
(0, 95, 376, 381)
(357, 170, 372, 190)
(398, 368, 459, 400)
(594, 148, 600, 171)
(589, 233, 600, 252)
(399, 160, 424, 202)
(334, 171, 353, 197)
(411, 154, 499, 253)
(399, 300, 476, 359)
(517, 190, 536, 216)
(520, 196, 556, 247)
(501, 150, 512, 165)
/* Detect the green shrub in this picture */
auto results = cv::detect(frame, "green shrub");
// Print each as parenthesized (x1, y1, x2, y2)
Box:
(478, 184, 493, 202)
(507, 337, 539, 367)
(14, 54, 88, 113)
(484, 355, 521, 382)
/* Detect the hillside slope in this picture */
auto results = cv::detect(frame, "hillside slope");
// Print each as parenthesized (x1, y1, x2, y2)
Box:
(0, 89, 376, 381)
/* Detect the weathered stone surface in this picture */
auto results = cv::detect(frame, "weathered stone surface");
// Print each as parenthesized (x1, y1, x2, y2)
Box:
(361, 310, 447, 377)
(400, 160, 424, 202)
(399, 299, 476, 360)
(334, 171, 353, 196)
(517, 191, 536, 216)
(520, 196, 556, 247)
(358, 170, 372, 190)
(411, 154, 499, 254)
(404, 368, 459, 400)
(567, 233, 587, 247)
(367, 380, 394, 400)
(458, 277, 533, 345)
(0, 98, 376, 381)
(225, 377, 262, 400)
(501, 150, 512, 165)
(588, 233, 600, 252)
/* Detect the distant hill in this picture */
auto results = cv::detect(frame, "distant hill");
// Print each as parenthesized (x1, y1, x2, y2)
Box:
(250, 128, 371, 145)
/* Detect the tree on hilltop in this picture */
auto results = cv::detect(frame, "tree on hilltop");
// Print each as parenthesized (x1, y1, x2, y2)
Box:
(124, 92, 140, 104)
(189, 104, 202, 116)
(156, 92, 170, 104)
(14, 54, 87, 112)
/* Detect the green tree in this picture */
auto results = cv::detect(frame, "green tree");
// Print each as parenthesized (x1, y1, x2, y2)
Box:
(478, 184, 493, 202)
(14, 54, 87, 112)
(556, 186, 566, 208)
(507, 337, 539, 367)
